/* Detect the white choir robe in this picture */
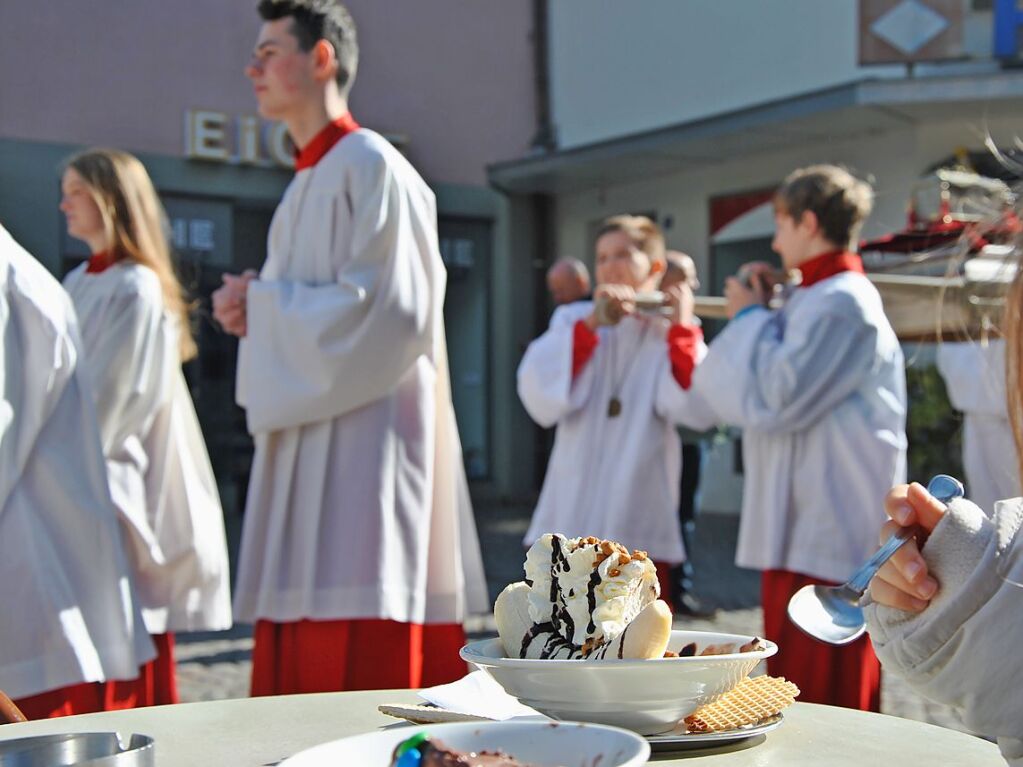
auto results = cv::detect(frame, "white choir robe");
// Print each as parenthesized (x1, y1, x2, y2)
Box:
(517, 303, 713, 564)
(63, 262, 232, 635)
(671, 273, 908, 582)
(937, 339, 1020, 512)
(233, 128, 487, 626)
(0, 225, 154, 699)
(63, 263, 232, 638)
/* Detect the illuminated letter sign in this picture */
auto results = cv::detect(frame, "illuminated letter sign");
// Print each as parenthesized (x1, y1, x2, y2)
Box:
(185, 110, 230, 161)
(184, 110, 294, 168)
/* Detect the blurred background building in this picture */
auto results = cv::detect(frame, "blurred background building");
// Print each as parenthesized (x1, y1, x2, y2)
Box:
(492, 0, 1023, 510)
(0, 0, 543, 515)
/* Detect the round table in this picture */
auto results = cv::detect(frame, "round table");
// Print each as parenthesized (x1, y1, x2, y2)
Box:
(0, 691, 1002, 766)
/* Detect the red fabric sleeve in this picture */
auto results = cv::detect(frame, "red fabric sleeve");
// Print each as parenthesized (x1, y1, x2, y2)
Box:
(571, 320, 600, 379)
(667, 324, 703, 390)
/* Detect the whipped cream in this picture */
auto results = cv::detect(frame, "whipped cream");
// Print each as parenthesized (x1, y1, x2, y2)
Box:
(523, 533, 659, 653)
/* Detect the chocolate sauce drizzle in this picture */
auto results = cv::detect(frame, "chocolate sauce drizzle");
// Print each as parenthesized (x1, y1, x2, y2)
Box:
(517, 536, 610, 659)
(585, 568, 602, 636)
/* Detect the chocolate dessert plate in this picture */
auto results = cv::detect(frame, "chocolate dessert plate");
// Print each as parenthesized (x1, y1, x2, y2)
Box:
(278, 720, 649, 766)
(647, 714, 783, 752)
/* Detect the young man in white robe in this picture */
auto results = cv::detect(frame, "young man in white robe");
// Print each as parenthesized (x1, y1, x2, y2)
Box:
(937, 339, 1020, 512)
(518, 215, 709, 601)
(0, 224, 154, 718)
(213, 0, 486, 693)
(666, 165, 907, 711)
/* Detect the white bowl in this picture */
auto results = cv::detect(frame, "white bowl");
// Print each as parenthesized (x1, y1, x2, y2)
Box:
(460, 629, 776, 735)
(279, 720, 649, 767)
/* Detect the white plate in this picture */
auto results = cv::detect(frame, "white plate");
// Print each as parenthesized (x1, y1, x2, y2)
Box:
(279, 720, 650, 766)
(647, 714, 783, 752)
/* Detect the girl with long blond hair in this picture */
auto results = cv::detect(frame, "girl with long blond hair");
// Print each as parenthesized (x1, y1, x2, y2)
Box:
(60, 148, 231, 706)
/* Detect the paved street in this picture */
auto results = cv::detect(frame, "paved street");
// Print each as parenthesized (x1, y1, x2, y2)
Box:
(177, 505, 973, 739)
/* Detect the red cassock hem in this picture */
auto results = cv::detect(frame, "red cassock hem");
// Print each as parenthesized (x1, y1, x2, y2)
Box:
(761, 569, 881, 712)
(250, 618, 469, 696)
(145, 633, 179, 706)
(14, 633, 179, 719)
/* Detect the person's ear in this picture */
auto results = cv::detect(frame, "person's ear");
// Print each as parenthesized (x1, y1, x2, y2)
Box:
(311, 39, 338, 82)
(799, 210, 820, 237)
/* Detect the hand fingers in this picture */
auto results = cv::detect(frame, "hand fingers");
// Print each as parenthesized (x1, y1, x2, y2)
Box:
(905, 482, 949, 532)
(868, 573, 931, 612)
(212, 295, 242, 317)
(602, 284, 634, 301)
(883, 484, 913, 524)
(750, 274, 770, 303)
(215, 306, 245, 330)
(724, 277, 752, 299)
(212, 290, 240, 310)
(667, 283, 692, 304)
(875, 558, 938, 604)
(876, 522, 938, 599)
(884, 483, 946, 532)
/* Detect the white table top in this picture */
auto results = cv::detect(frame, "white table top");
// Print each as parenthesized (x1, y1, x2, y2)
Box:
(0, 691, 1002, 766)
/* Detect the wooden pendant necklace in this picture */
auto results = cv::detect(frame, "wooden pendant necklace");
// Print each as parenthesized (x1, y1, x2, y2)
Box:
(606, 319, 650, 418)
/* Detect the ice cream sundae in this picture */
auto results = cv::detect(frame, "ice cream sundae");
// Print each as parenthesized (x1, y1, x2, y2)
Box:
(494, 534, 672, 660)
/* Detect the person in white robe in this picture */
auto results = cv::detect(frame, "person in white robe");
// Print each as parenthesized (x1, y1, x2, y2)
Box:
(518, 215, 709, 601)
(0, 223, 154, 718)
(59, 149, 232, 705)
(665, 165, 907, 712)
(937, 339, 1020, 512)
(213, 0, 486, 694)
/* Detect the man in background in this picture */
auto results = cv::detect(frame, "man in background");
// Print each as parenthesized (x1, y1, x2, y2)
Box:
(546, 257, 591, 306)
(660, 251, 715, 618)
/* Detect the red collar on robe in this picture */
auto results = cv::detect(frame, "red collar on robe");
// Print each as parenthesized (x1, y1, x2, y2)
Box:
(797, 250, 864, 288)
(86, 249, 119, 274)
(293, 112, 361, 171)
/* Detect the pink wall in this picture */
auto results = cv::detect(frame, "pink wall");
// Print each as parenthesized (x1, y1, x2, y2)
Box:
(0, 0, 536, 186)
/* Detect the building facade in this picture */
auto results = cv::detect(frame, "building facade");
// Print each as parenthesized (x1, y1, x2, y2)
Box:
(492, 0, 1023, 509)
(0, 0, 543, 512)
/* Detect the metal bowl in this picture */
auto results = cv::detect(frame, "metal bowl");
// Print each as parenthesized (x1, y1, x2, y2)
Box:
(0, 732, 154, 767)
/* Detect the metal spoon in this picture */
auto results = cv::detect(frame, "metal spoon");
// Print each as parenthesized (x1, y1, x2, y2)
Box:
(786, 474, 964, 645)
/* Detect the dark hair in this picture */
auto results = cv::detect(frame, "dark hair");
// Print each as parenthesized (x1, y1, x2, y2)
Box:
(258, 0, 358, 95)
(774, 164, 873, 249)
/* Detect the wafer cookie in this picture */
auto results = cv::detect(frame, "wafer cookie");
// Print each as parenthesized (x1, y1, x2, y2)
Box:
(684, 675, 799, 733)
